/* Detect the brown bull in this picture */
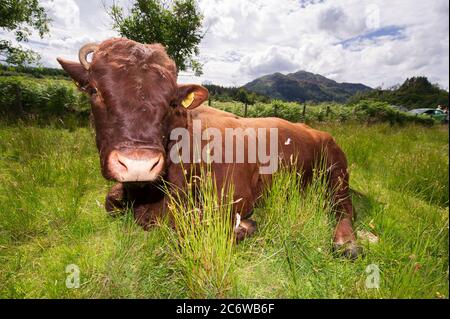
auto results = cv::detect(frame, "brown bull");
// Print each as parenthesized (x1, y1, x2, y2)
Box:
(57, 38, 360, 258)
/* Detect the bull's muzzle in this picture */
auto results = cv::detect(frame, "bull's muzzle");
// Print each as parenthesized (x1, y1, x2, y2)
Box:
(108, 149, 164, 182)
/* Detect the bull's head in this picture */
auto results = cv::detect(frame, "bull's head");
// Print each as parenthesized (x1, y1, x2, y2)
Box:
(57, 38, 208, 182)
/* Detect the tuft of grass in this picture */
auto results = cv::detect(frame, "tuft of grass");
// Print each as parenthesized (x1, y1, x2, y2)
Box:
(161, 167, 237, 298)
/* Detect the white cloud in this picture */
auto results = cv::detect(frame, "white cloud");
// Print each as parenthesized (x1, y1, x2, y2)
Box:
(181, 0, 448, 89)
(10, 0, 118, 68)
(41, 0, 80, 29)
(3, 0, 448, 89)
(317, 6, 366, 38)
(239, 46, 300, 77)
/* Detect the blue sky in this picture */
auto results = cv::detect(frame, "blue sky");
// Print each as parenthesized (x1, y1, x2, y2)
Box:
(339, 26, 406, 48)
(1, 0, 449, 89)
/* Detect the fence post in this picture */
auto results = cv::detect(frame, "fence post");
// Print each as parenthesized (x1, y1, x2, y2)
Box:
(244, 102, 248, 117)
(208, 97, 211, 106)
(302, 103, 306, 122)
(326, 105, 330, 117)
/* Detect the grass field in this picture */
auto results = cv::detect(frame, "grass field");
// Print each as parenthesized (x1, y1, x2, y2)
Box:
(0, 120, 448, 299)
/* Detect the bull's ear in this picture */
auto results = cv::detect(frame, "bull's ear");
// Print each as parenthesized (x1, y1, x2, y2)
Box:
(176, 84, 208, 110)
(57, 57, 90, 92)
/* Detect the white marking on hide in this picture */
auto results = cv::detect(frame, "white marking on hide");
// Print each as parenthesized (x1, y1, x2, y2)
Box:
(235, 213, 241, 230)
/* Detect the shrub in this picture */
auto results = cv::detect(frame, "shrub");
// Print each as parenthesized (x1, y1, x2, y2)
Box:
(212, 99, 438, 126)
(352, 100, 435, 126)
(0, 76, 90, 124)
(214, 100, 303, 122)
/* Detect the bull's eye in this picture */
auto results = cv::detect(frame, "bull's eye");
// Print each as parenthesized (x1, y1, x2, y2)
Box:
(86, 86, 97, 95)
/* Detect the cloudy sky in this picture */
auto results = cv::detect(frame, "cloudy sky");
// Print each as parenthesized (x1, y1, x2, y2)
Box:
(2, 0, 449, 88)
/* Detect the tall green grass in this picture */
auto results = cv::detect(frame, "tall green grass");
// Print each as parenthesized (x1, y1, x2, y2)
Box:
(161, 168, 236, 298)
(321, 123, 449, 207)
(0, 121, 448, 298)
(237, 165, 336, 298)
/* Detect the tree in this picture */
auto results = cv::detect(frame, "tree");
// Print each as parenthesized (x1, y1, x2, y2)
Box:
(0, 0, 50, 66)
(108, 0, 204, 76)
(235, 88, 256, 117)
(348, 76, 449, 109)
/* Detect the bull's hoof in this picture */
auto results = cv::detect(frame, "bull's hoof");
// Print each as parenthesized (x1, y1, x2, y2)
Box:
(333, 242, 362, 260)
(234, 226, 247, 243)
(234, 219, 257, 243)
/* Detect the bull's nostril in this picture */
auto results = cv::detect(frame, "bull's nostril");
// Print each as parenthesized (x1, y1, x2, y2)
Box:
(149, 156, 161, 172)
(117, 158, 128, 171)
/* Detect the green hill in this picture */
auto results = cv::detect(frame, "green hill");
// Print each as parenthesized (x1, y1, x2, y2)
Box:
(243, 70, 372, 103)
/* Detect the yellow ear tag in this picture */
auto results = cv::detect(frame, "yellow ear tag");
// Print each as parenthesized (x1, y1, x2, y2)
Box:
(181, 92, 195, 108)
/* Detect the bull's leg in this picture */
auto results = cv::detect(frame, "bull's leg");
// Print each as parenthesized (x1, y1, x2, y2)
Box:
(106, 183, 166, 230)
(328, 151, 361, 259)
(133, 205, 152, 230)
(333, 202, 360, 259)
(230, 179, 259, 243)
(133, 198, 167, 230)
(105, 183, 127, 216)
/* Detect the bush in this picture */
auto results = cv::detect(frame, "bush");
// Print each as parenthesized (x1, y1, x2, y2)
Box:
(0, 76, 90, 124)
(213, 99, 437, 126)
(214, 100, 303, 122)
(352, 100, 435, 126)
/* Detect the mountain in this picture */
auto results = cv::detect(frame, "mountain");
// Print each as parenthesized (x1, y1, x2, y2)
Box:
(243, 70, 372, 103)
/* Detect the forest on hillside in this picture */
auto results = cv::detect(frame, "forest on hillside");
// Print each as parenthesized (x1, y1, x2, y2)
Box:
(349, 77, 448, 109)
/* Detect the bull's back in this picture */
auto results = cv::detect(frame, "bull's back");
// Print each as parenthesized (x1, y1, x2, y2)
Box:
(187, 106, 341, 217)
(191, 105, 332, 163)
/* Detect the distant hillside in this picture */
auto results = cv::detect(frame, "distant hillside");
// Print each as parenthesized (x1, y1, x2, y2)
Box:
(243, 70, 372, 103)
(349, 76, 449, 109)
(203, 84, 271, 103)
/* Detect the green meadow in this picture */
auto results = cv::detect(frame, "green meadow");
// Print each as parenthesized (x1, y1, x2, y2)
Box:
(0, 119, 448, 298)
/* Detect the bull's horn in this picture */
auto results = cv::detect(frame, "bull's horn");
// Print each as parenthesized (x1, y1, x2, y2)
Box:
(78, 43, 98, 70)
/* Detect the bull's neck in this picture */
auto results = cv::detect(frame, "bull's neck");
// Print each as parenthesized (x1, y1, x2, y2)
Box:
(167, 107, 189, 132)
(164, 107, 191, 183)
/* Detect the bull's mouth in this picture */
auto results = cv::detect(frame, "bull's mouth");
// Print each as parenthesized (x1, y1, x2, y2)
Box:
(121, 181, 158, 189)
(107, 148, 165, 183)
